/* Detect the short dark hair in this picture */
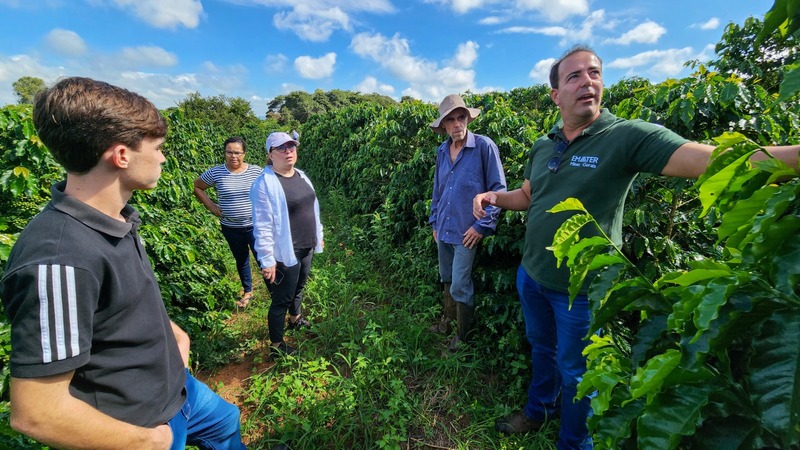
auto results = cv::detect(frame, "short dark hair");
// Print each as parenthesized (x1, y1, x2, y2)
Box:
(33, 77, 167, 174)
(223, 136, 246, 153)
(549, 44, 602, 89)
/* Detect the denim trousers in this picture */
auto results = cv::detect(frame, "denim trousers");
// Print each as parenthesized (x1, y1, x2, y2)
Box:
(220, 225, 257, 293)
(265, 247, 313, 344)
(168, 369, 246, 449)
(516, 266, 593, 450)
(437, 241, 477, 306)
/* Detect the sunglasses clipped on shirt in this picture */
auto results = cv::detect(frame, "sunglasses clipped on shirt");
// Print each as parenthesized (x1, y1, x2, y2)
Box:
(547, 139, 569, 174)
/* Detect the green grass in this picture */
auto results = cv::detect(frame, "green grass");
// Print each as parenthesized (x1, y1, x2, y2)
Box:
(233, 199, 561, 450)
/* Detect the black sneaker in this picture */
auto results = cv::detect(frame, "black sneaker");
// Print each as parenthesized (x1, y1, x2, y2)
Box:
(271, 341, 297, 359)
(287, 316, 311, 331)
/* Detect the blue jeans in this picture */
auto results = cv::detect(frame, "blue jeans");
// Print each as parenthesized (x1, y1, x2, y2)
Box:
(221, 225, 257, 293)
(437, 241, 477, 306)
(169, 369, 246, 449)
(517, 266, 593, 450)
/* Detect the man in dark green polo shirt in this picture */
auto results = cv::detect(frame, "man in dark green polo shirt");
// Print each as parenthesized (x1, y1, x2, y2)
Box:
(473, 45, 800, 450)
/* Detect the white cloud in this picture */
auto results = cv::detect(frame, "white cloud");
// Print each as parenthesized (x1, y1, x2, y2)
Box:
(294, 52, 337, 79)
(605, 20, 666, 45)
(0, 53, 198, 109)
(607, 47, 697, 78)
(452, 0, 486, 14)
(697, 43, 716, 61)
(231, 0, 394, 41)
(0, 54, 66, 105)
(119, 46, 178, 68)
(105, 0, 204, 29)
(427, 0, 587, 20)
(566, 9, 615, 45)
(479, 16, 506, 25)
(0, 50, 252, 111)
(450, 41, 479, 69)
(529, 58, 556, 86)
(355, 76, 395, 95)
(231, 0, 394, 13)
(274, 5, 350, 42)
(280, 82, 303, 93)
(43, 29, 87, 56)
(514, 0, 589, 22)
(350, 32, 488, 101)
(693, 17, 720, 30)
(351, 32, 435, 83)
(497, 26, 567, 36)
(264, 54, 288, 73)
(422, 0, 491, 14)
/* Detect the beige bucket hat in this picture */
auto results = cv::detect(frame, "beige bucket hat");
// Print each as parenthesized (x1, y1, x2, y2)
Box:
(429, 94, 481, 135)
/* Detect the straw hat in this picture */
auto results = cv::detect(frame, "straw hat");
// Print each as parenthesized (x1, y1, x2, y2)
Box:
(429, 94, 481, 135)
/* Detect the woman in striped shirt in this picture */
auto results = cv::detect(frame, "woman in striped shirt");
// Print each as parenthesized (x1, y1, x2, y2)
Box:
(193, 136, 263, 307)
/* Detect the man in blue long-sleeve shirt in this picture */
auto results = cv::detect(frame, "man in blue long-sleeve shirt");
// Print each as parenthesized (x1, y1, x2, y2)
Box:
(428, 94, 507, 351)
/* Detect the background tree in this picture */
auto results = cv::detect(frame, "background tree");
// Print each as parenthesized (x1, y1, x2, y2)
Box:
(268, 89, 395, 126)
(175, 92, 259, 133)
(758, 0, 800, 102)
(11, 77, 46, 104)
(707, 17, 800, 93)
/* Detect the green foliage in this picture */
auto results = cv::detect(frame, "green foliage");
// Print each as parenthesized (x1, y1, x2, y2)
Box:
(0, 402, 45, 450)
(759, 0, 800, 102)
(238, 200, 545, 449)
(0, 105, 63, 207)
(300, 92, 543, 297)
(135, 109, 244, 370)
(11, 77, 46, 105)
(268, 89, 396, 127)
(708, 17, 799, 93)
(554, 137, 800, 449)
(171, 92, 280, 148)
(611, 68, 800, 144)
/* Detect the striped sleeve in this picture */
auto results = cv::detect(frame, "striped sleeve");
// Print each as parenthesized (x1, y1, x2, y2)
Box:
(4, 263, 96, 377)
(199, 165, 219, 186)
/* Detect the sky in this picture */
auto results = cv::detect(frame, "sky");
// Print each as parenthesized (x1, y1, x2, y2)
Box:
(0, 0, 776, 118)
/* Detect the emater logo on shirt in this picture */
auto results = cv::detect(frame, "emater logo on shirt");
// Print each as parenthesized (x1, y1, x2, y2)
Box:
(570, 155, 599, 169)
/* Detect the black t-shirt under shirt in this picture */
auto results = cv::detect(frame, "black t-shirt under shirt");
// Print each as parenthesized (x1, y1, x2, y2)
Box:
(276, 171, 317, 250)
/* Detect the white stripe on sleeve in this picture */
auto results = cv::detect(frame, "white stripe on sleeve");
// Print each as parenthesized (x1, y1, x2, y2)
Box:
(65, 266, 80, 358)
(51, 265, 67, 361)
(37, 264, 52, 364)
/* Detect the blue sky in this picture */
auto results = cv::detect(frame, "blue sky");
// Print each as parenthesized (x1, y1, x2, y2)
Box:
(0, 0, 774, 117)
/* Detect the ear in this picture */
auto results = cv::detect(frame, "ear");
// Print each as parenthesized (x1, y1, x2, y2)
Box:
(550, 88, 559, 106)
(107, 143, 131, 169)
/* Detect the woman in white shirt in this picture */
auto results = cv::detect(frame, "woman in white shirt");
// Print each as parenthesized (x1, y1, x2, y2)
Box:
(250, 132, 323, 357)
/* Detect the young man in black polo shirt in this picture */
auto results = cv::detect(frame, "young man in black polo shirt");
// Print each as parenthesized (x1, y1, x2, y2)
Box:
(0, 77, 246, 449)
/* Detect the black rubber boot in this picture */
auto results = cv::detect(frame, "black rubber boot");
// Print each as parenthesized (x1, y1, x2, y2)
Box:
(448, 302, 474, 352)
(429, 282, 456, 334)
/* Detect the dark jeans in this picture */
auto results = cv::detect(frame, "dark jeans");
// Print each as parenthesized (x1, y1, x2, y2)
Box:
(265, 247, 313, 344)
(517, 266, 593, 450)
(221, 225, 257, 293)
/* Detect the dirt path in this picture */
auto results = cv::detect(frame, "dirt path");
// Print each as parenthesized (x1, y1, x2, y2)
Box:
(194, 309, 274, 445)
